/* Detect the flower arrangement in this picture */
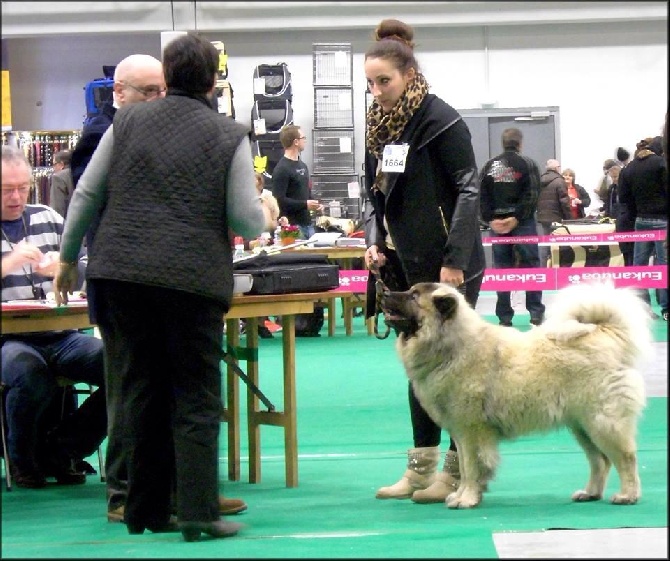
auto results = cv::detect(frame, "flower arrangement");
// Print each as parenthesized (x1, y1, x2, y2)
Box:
(279, 224, 301, 240)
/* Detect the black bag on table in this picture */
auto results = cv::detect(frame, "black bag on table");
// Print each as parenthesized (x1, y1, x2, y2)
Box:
(233, 251, 338, 337)
(233, 251, 340, 295)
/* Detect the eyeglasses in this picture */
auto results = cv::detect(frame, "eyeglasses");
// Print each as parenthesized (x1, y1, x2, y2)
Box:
(1, 186, 31, 197)
(122, 82, 166, 99)
(298, 136, 307, 140)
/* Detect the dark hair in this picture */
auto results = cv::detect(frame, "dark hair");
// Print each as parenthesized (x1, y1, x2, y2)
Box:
(279, 125, 301, 149)
(502, 128, 523, 150)
(162, 33, 218, 95)
(616, 147, 630, 162)
(364, 19, 419, 74)
(53, 149, 71, 167)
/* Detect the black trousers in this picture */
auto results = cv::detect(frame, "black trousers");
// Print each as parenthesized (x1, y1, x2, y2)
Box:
(94, 279, 226, 527)
(374, 250, 483, 450)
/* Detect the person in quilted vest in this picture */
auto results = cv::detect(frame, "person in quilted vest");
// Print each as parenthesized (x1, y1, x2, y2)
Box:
(56, 33, 276, 542)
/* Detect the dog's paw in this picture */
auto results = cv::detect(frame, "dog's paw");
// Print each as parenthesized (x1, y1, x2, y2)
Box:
(610, 492, 639, 505)
(571, 489, 602, 502)
(445, 489, 481, 509)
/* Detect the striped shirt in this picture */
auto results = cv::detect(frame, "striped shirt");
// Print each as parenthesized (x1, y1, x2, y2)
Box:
(1, 204, 65, 301)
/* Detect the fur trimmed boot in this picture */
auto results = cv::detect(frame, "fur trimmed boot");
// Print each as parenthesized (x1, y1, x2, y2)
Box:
(411, 449, 460, 503)
(375, 446, 440, 499)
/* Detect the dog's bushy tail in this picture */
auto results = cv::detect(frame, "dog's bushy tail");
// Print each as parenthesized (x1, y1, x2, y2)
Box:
(545, 282, 653, 365)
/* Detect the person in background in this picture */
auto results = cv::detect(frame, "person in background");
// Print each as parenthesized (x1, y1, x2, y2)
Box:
(600, 160, 635, 266)
(616, 146, 631, 168)
(561, 168, 591, 219)
(1, 144, 107, 489)
(55, 32, 275, 541)
(363, 18, 485, 505)
(594, 158, 619, 214)
(480, 127, 545, 327)
(70, 52, 248, 524)
(618, 135, 668, 321)
(537, 159, 571, 266)
(48, 150, 74, 219)
(271, 124, 323, 240)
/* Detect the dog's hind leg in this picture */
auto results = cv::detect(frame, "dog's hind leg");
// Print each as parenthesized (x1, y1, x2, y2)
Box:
(446, 431, 498, 509)
(580, 416, 641, 505)
(568, 424, 610, 502)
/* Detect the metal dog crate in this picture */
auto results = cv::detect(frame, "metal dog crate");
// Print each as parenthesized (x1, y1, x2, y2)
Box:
(312, 43, 353, 86)
(314, 87, 354, 128)
(311, 174, 362, 219)
(312, 129, 355, 174)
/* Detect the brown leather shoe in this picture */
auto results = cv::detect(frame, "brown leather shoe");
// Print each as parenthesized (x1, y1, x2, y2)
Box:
(218, 496, 247, 515)
(109, 496, 247, 523)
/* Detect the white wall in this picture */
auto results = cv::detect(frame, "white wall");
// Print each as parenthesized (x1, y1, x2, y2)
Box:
(3, 18, 667, 206)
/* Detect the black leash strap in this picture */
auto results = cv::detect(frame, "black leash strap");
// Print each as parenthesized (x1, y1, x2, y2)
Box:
(220, 349, 276, 412)
(368, 261, 391, 340)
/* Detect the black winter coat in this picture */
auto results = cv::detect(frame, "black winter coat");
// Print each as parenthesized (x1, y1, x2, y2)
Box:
(364, 94, 485, 310)
(618, 152, 668, 219)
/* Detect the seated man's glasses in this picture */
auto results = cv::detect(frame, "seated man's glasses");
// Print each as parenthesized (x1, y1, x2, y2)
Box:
(120, 82, 166, 99)
(2, 185, 31, 197)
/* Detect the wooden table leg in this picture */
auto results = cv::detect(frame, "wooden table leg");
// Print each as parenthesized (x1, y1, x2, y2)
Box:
(244, 317, 261, 483)
(327, 299, 336, 337)
(281, 314, 298, 487)
(224, 318, 240, 481)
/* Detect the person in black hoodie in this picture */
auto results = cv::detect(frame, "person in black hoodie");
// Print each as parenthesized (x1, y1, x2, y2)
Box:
(618, 136, 668, 320)
(363, 18, 485, 505)
(480, 127, 546, 326)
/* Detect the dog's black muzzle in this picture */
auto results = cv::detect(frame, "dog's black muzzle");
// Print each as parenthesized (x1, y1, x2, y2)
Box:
(381, 290, 419, 337)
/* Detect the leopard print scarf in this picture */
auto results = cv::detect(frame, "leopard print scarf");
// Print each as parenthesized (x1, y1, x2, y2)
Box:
(366, 72, 429, 192)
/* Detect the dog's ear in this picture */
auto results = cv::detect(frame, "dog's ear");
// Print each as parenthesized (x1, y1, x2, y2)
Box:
(433, 294, 458, 319)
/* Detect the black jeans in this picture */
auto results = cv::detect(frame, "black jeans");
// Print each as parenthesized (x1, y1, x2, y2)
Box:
(94, 279, 226, 527)
(491, 217, 545, 324)
(380, 249, 484, 450)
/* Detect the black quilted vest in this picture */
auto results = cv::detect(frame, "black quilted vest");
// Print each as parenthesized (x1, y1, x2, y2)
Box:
(86, 92, 249, 309)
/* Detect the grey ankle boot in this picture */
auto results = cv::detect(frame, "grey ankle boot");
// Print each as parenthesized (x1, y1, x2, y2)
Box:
(411, 449, 460, 503)
(375, 446, 440, 499)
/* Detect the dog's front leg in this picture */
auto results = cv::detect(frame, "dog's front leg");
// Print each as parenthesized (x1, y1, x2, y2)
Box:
(445, 439, 484, 509)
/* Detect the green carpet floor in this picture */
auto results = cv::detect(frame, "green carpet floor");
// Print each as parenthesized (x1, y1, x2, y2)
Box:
(1, 299, 667, 558)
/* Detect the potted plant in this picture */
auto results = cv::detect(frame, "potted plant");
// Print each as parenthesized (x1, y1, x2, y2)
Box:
(278, 223, 301, 245)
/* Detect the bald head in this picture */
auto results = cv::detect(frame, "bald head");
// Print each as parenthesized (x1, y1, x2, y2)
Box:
(546, 159, 560, 172)
(113, 54, 165, 106)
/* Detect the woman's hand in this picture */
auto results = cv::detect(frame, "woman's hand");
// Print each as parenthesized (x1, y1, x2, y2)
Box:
(54, 260, 79, 306)
(440, 266, 464, 287)
(365, 244, 386, 269)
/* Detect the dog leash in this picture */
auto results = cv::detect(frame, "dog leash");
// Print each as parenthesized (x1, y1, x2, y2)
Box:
(368, 260, 392, 340)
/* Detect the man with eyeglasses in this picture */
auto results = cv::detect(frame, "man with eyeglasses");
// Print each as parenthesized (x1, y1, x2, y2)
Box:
(1, 144, 106, 489)
(272, 124, 323, 240)
(68, 52, 248, 524)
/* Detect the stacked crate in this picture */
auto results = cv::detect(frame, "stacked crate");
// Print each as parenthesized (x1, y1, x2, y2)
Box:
(311, 43, 361, 220)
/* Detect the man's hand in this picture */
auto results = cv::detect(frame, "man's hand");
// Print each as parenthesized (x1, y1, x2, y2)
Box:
(489, 217, 518, 235)
(54, 261, 79, 306)
(307, 199, 324, 212)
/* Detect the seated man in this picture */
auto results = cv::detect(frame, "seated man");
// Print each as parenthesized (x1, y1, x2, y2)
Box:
(1, 144, 107, 488)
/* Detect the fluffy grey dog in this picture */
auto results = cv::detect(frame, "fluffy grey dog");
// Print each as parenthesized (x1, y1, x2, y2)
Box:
(382, 282, 652, 509)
